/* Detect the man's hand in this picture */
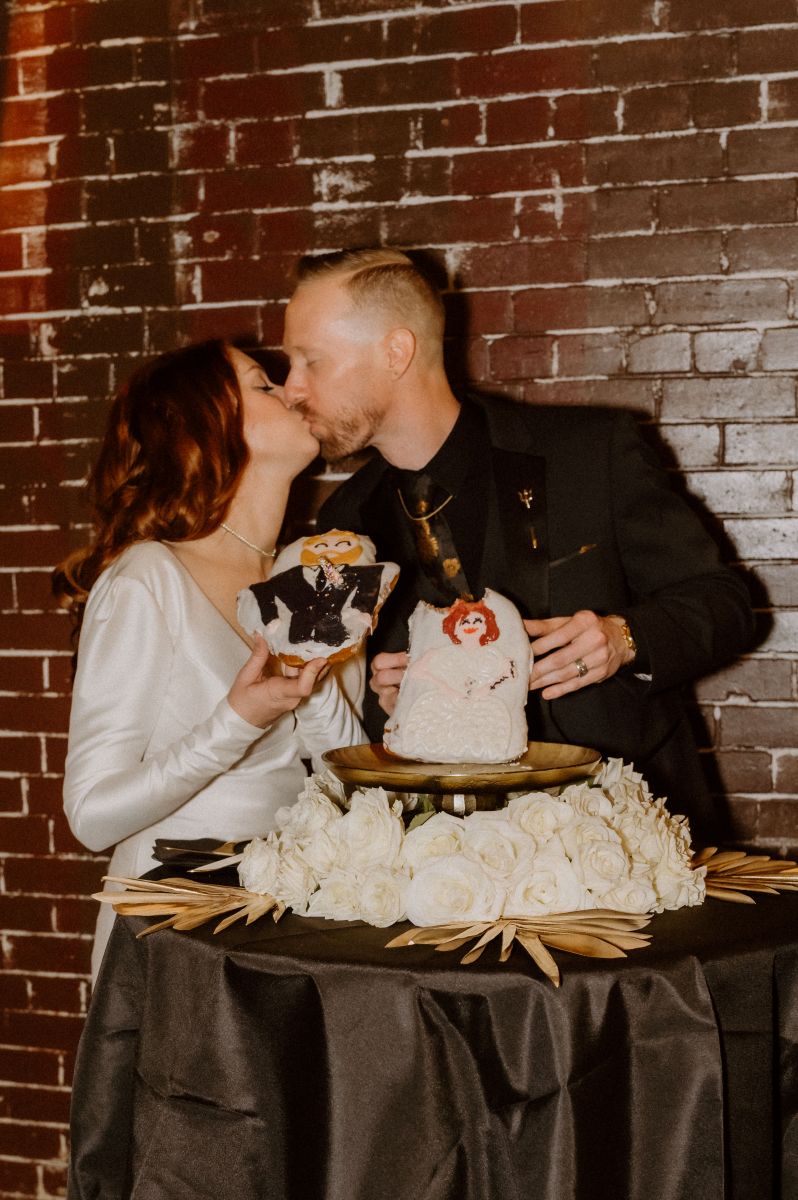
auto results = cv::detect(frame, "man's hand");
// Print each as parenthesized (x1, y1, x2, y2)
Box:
(369, 650, 408, 716)
(525, 611, 635, 700)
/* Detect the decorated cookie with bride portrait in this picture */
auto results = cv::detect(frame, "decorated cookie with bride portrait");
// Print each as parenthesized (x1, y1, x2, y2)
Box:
(237, 529, 400, 666)
(384, 590, 532, 764)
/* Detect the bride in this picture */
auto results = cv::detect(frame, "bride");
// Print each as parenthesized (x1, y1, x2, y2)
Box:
(54, 339, 364, 980)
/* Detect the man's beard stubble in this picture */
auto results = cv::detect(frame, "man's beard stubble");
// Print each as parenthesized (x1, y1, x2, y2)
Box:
(314, 403, 384, 464)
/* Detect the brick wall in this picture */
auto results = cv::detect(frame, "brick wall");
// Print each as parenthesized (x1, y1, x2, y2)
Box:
(1, 1, 796, 1194)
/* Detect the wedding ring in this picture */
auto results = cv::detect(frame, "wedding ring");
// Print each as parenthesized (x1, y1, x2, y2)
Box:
(574, 658, 588, 678)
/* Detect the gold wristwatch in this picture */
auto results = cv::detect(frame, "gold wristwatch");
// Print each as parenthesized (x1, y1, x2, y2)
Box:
(619, 620, 637, 660)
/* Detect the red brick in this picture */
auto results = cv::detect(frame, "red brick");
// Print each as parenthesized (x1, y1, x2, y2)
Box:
(556, 332, 624, 376)
(201, 256, 292, 304)
(309, 208, 386, 253)
(653, 279, 788, 325)
(44, 313, 145, 357)
(488, 336, 553, 380)
(81, 81, 170, 134)
(514, 193, 591, 240)
(256, 17, 381, 70)
(768, 78, 798, 122)
(0, 814, 51, 855)
(0, 694, 71, 733)
(203, 164, 313, 211)
(727, 127, 798, 176)
(592, 230, 722, 279)
(45, 734, 68, 775)
(514, 284, 649, 331)
(1, 92, 80, 141)
(659, 179, 794, 230)
(113, 129, 171, 174)
(449, 291, 513, 338)
(667, 0, 798, 29)
(0, 143, 51, 188)
(694, 330, 760, 374)
(2, 937, 89, 984)
(174, 33, 258, 79)
(3, 855, 107, 898)
(462, 239, 587, 288)
(390, 6, 518, 56)
(0, 655, 45, 691)
(0, 896, 55, 934)
(0, 1158, 38, 1195)
(586, 132, 724, 184)
(0, 1082, 72, 1124)
(45, 43, 135, 91)
(623, 85, 692, 133)
(0, 735, 42, 774)
(594, 33, 733, 86)
(0, 404, 35, 441)
(0, 1045, 64, 1087)
(628, 331, 691, 373)
(314, 158, 405, 206)
(299, 110, 412, 159)
(6, 8, 73, 54)
(521, 0, 657, 40)
(41, 223, 137, 268)
(737, 26, 798, 73)
(85, 173, 199, 221)
(72, 0, 173, 42)
(693, 79, 762, 127)
(457, 45, 592, 97)
(203, 71, 324, 119)
(0, 231, 24, 271)
(0, 1121, 65, 1164)
(553, 91, 620, 140)
(727, 227, 798, 273)
(385, 198, 516, 248)
(135, 40, 174, 83)
(420, 104, 483, 150)
(26, 973, 88, 1016)
(755, 800, 798, 838)
(232, 121, 295, 168)
(725, 423, 798, 466)
(484, 96, 551, 146)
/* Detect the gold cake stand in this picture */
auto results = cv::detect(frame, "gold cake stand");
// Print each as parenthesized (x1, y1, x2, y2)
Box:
(322, 741, 602, 815)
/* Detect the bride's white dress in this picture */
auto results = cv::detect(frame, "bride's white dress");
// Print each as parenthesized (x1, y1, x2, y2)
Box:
(63, 542, 363, 979)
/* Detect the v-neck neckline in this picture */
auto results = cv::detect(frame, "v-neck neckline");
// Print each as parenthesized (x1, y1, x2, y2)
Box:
(160, 542, 256, 654)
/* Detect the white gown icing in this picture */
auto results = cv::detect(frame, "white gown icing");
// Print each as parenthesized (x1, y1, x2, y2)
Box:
(63, 541, 364, 980)
(384, 589, 531, 764)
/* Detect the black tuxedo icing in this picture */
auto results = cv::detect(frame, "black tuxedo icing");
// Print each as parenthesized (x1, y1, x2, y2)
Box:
(319, 396, 754, 841)
(248, 565, 383, 648)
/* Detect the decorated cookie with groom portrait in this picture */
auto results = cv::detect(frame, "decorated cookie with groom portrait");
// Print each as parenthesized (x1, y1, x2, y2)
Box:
(280, 248, 754, 843)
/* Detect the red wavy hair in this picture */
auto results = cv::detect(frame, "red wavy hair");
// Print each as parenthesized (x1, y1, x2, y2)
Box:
(52, 339, 248, 639)
(442, 600, 500, 645)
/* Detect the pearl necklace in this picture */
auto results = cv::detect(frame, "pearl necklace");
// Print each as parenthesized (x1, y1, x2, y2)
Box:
(220, 522, 277, 559)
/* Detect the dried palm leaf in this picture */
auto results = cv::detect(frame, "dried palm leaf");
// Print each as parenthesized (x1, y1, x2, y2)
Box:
(94, 876, 285, 937)
(386, 911, 652, 985)
(695, 848, 798, 903)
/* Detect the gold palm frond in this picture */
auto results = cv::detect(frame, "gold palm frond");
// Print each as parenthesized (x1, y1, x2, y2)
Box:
(693, 848, 798, 904)
(94, 876, 285, 937)
(385, 910, 652, 986)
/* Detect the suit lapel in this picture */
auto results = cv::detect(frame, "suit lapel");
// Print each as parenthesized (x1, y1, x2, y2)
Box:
(487, 448, 550, 619)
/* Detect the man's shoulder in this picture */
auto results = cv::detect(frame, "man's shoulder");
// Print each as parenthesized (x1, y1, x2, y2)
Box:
(466, 391, 638, 450)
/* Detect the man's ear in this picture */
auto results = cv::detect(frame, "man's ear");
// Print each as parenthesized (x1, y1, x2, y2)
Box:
(384, 327, 416, 379)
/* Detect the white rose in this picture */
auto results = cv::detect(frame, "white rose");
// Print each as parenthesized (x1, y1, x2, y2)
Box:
(401, 812, 466, 873)
(274, 788, 342, 844)
(601, 878, 657, 913)
(274, 845, 317, 913)
(300, 825, 341, 876)
(238, 835, 280, 895)
(652, 828, 704, 911)
(503, 846, 589, 916)
(335, 788, 404, 871)
(406, 856, 505, 927)
(562, 781, 613, 821)
(358, 867, 409, 928)
(462, 815, 536, 881)
(655, 864, 706, 912)
(306, 870, 362, 922)
(564, 821, 631, 898)
(507, 792, 574, 843)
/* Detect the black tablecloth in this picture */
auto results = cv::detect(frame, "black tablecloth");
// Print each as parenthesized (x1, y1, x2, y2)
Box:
(68, 872, 798, 1200)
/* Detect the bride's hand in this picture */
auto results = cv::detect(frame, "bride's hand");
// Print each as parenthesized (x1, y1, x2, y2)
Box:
(228, 635, 328, 729)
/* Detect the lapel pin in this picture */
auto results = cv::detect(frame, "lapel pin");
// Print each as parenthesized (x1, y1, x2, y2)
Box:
(517, 488, 534, 510)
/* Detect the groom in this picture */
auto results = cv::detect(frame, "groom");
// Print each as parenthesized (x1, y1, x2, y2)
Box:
(280, 248, 754, 840)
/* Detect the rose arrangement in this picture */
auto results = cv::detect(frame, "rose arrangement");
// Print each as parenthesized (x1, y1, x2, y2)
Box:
(237, 759, 706, 928)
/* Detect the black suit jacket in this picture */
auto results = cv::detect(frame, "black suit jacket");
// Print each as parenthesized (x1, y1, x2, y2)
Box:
(319, 397, 754, 839)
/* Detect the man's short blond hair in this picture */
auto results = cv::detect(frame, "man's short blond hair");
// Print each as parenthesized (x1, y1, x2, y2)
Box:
(295, 248, 445, 344)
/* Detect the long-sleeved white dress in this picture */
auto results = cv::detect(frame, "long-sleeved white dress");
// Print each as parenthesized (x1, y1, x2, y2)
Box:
(63, 541, 364, 979)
